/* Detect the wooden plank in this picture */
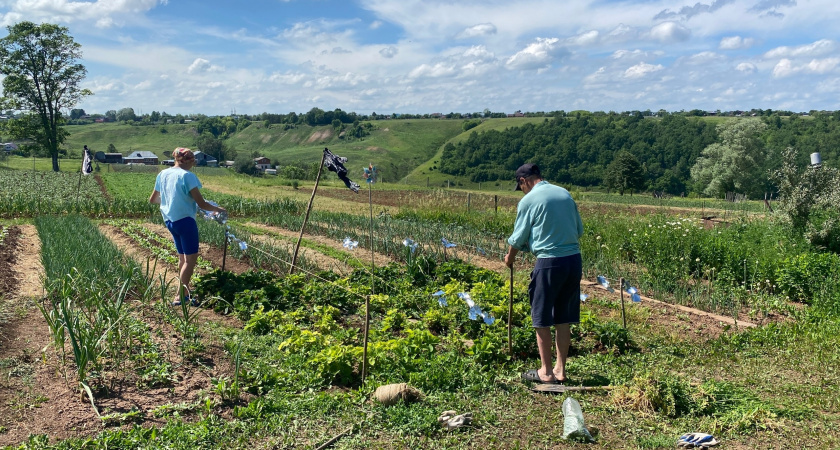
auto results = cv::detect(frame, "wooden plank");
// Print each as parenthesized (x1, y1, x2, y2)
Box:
(531, 384, 614, 394)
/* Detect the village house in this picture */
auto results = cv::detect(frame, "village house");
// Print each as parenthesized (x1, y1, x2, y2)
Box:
(95, 152, 124, 164)
(254, 157, 271, 172)
(122, 151, 159, 165)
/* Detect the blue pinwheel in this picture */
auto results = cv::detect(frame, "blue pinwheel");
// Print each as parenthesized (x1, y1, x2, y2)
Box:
(441, 237, 457, 248)
(597, 275, 615, 293)
(626, 286, 641, 303)
(402, 238, 418, 253)
(342, 237, 359, 250)
(432, 290, 448, 307)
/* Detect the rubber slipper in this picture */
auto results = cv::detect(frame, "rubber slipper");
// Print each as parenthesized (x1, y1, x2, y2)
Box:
(521, 369, 558, 384)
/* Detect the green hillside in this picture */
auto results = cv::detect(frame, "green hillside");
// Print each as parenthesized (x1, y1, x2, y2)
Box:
(63, 123, 198, 159)
(59, 119, 467, 182)
(227, 119, 464, 182)
(403, 117, 547, 190)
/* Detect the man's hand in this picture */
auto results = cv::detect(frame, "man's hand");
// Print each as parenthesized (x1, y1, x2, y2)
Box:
(504, 247, 518, 268)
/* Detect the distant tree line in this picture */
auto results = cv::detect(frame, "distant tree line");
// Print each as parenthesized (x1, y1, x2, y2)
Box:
(438, 110, 840, 197)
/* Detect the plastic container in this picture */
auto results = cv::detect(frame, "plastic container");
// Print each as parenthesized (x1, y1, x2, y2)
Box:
(562, 397, 595, 442)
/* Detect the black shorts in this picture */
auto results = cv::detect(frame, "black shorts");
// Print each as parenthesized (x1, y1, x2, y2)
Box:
(528, 254, 582, 328)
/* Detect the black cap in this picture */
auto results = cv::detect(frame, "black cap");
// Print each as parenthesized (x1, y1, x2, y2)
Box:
(513, 163, 541, 191)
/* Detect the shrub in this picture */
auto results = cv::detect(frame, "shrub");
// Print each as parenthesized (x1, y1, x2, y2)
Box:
(775, 252, 839, 302)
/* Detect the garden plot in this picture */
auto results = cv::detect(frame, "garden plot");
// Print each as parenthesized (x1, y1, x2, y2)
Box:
(0, 216, 248, 446)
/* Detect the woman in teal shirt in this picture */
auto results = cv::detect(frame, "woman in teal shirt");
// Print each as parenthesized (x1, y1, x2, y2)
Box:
(149, 147, 226, 305)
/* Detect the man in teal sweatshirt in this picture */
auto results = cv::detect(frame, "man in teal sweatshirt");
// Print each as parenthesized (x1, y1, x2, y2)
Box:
(505, 163, 583, 384)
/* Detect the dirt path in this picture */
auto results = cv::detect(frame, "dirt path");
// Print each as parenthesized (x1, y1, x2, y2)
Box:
(0, 225, 96, 447)
(244, 222, 398, 268)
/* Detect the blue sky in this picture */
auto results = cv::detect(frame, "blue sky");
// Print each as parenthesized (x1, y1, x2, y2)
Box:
(2, 0, 839, 116)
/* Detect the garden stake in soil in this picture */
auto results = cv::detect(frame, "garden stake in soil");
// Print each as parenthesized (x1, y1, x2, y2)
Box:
(362, 178, 374, 383)
(290, 150, 326, 274)
(508, 265, 514, 355)
(221, 229, 228, 271)
(620, 277, 627, 329)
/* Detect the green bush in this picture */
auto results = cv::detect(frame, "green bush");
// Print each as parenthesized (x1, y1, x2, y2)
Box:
(775, 252, 839, 302)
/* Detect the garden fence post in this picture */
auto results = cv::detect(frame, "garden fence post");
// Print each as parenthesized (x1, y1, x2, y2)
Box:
(494, 195, 498, 213)
(467, 193, 471, 212)
(290, 151, 326, 274)
(620, 277, 627, 329)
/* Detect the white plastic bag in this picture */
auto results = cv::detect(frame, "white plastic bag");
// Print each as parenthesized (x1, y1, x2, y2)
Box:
(562, 397, 595, 442)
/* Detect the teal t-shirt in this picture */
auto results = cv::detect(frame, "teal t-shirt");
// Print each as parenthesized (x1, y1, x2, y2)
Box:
(507, 181, 583, 258)
(154, 167, 202, 222)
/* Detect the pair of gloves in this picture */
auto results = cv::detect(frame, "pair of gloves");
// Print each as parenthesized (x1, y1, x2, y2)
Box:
(677, 433, 718, 448)
(437, 410, 472, 429)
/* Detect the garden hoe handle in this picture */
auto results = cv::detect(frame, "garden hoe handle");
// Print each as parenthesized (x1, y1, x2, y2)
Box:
(508, 265, 514, 355)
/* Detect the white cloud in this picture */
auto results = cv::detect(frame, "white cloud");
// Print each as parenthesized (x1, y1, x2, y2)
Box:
(456, 23, 497, 39)
(379, 46, 398, 58)
(736, 62, 757, 73)
(806, 58, 840, 74)
(187, 58, 223, 74)
(0, 0, 163, 28)
(764, 39, 837, 59)
(369, 20, 382, 30)
(749, 0, 797, 17)
(719, 36, 756, 50)
(685, 51, 723, 65)
(568, 30, 600, 47)
(409, 45, 498, 79)
(409, 62, 458, 79)
(775, 57, 840, 78)
(505, 37, 567, 71)
(646, 22, 691, 43)
(624, 62, 664, 78)
(654, 0, 735, 21)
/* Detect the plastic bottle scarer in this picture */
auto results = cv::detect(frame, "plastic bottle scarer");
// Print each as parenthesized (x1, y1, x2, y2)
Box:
(562, 397, 595, 442)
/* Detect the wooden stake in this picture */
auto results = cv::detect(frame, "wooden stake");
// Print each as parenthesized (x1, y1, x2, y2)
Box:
(314, 426, 354, 450)
(221, 230, 228, 272)
(290, 151, 326, 274)
(619, 277, 626, 329)
(362, 181, 374, 384)
(508, 266, 514, 355)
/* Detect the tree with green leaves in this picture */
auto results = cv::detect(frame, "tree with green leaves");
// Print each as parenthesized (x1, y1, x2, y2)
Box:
(116, 107, 136, 122)
(0, 21, 91, 171)
(690, 119, 768, 198)
(604, 151, 645, 195)
(772, 147, 840, 252)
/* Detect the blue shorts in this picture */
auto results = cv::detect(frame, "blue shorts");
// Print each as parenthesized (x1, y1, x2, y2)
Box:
(528, 254, 582, 328)
(165, 217, 199, 255)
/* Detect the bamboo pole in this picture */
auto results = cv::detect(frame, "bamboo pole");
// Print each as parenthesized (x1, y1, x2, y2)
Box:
(290, 152, 326, 274)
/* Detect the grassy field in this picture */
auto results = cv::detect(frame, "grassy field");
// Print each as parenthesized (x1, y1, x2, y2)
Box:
(62, 123, 199, 159)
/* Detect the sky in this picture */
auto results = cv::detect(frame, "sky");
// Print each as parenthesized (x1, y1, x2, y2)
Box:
(2, 0, 840, 116)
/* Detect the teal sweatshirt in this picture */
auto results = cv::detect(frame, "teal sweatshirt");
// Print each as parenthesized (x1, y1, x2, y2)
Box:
(507, 181, 583, 258)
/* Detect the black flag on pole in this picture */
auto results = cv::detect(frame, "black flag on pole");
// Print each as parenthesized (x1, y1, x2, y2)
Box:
(82, 145, 93, 175)
(323, 148, 360, 193)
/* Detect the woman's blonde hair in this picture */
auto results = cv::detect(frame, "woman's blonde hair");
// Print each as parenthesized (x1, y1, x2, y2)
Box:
(173, 147, 195, 162)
